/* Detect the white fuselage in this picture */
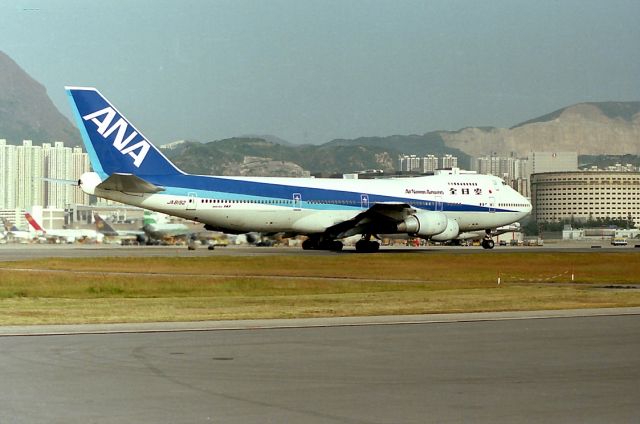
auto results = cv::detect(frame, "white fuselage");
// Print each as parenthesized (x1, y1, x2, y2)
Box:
(87, 171, 531, 237)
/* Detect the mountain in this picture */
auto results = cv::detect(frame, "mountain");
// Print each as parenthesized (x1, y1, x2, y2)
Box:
(163, 137, 399, 176)
(164, 99, 640, 176)
(0, 51, 81, 146)
(239, 134, 294, 146)
(326, 134, 471, 167)
(164, 138, 306, 176)
(3, 48, 637, 171)
(440, 102, 640, 157)
(163, 132, 477, 176)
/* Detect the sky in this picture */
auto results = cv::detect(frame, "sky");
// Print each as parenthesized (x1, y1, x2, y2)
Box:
(1, 0, 639, 145)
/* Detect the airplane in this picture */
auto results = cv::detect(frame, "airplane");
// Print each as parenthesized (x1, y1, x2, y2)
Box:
(95, 211, 226, 248)
(65, 86, 532, 252)
(93, 213, 146, 244)
(1, 217, 34, 243)
(25, 212, 104, 244)
(141, 211, 191, 241)
(142, 211, 233, 248)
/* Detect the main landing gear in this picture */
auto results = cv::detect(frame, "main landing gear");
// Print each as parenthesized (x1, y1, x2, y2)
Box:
(301, 234, 380, 253)
(302, 237, 343, 251)
(355, 234, 380, 253)
(481, 230, 495, 249)
(481, 239, 495, 249)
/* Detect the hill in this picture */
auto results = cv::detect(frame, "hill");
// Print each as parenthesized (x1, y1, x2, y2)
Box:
(440, 102, 640, 157)
(164, 99, 640, 175)
(0, 51, 81, 146)
(3, 49, 637, 172)
(163, 137, 399, 176)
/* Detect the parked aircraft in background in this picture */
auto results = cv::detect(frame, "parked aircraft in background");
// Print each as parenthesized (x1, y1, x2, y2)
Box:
(141, 211, 191, 241)
(1, 218, 34, 242)
(66, 86, 531, 252)
(142, 211, 230, 248)
(93, 213, 146, 244)
(95, 211, 226, 247)
(25, 212, 104, 244)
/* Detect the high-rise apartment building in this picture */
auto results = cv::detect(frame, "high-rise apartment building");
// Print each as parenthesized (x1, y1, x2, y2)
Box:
(0, 140, 17, 209)
(43, 141, 71, 208)
(422, 155, 439, 173)
(16, 140, 44, 209)
(441, 154, 458, 169)
(398, 155, 422, 172)
(71, 147, 91, 205)
(474, 154, 530, 197)
(398, 154, 459, 173)
(0, 139, 90, 210)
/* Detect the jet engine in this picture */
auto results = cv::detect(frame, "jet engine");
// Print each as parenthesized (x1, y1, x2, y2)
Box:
(430, 218, 460, 241)
(397, 211, 447, 237)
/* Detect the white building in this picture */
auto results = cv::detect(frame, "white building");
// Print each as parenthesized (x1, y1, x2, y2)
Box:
(422, 155, 439, 173)
(398, 154, 459, 173)
(16, 140, 44, 209)
(531, 171, 640, 225)
(474, 154, 529, 196)
(72, 147, 91, 205)
(528, 152, 578, 175)
(0, 139, 90, 210)
(398, 155, 422, 172)
(441, 154, 458, 169)
(0, 140, 17, 209)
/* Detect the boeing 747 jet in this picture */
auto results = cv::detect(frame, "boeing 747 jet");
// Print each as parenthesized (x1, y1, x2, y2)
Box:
(66, 87, 531, 252)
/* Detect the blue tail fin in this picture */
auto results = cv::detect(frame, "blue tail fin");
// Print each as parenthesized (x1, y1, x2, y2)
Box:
(65, 87, 184, 177)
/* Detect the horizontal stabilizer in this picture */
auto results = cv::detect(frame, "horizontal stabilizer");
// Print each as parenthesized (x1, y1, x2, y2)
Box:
(43, 177, 79, 186)
(97, 173, 165, 193)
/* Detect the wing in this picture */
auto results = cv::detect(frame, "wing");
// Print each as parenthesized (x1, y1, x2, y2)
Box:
(327, 202, 416, 238)
(97, 173, 165, 194)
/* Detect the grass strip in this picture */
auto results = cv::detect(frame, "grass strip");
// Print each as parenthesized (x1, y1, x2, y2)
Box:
(0, 252, 638, 325)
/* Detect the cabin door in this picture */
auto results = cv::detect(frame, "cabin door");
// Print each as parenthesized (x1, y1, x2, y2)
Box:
(435, 195, 443, 211)
(187, 192, 198, 211)
(360, 194, 369, 210)
(293, 193, 302, 211)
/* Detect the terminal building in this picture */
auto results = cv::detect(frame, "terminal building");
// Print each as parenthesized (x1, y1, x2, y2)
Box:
(531, 171, 640, 225)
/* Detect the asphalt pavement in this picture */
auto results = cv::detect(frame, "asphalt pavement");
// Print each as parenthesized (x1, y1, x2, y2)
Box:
(1, 310, 639, 423)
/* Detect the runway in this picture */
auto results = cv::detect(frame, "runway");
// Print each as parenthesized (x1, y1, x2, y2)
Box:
(1, 311, 639, 423)
(0, 242, 638, 261)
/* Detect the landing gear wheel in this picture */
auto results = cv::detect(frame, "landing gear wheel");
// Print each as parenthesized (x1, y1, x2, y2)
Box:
(317, 239, 343, 251)
(355, 240, 380, 253)
(481, 239, 495, 249)
(302, 239, 316, 250)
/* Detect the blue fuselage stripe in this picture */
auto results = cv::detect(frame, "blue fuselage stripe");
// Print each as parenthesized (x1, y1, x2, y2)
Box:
(143, 174, 514, 214)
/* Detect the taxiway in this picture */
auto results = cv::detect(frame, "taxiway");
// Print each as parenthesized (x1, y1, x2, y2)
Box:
(1, 310, 638, 423)
(0, 242, 638, 261)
